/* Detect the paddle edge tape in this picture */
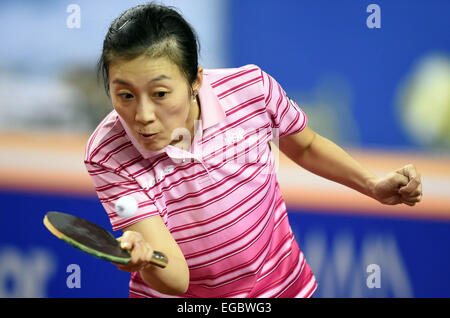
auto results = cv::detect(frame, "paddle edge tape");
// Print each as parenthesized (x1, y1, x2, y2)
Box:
(43, 214, 64, 239)
(43, 214, 131, 265)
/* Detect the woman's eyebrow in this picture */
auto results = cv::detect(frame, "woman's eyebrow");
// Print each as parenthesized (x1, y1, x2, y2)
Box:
(111, 75, 172, 86)
(149, 75, 171, 83)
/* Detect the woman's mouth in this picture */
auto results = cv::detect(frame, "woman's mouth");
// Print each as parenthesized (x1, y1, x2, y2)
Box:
(138, 132, 158, 140)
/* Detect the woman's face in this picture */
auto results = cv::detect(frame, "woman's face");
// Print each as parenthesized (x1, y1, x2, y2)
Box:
(109, 55, 202, 151)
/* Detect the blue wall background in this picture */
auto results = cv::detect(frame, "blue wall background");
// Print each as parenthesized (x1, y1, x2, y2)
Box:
(229, 0, 450, 150)
(1, 189, 449, 297)
(0, 190, 129, 297)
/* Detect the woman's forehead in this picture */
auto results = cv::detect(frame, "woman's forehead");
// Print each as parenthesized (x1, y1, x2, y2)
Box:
(109, 55, 183, 83)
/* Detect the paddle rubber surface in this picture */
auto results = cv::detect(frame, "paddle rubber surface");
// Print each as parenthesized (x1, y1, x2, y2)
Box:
(44, 211, 131, 264)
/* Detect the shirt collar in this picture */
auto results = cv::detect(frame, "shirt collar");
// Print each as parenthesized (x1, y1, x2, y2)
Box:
(118, 73, 226, 160)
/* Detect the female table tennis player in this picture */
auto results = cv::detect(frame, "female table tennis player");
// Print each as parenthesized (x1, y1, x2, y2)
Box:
(84, 3, 423, 298)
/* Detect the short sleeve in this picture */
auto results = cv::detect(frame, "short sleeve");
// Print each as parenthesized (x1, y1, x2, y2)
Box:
(261, 69, 308, 138)
(85, 161, 160, 231)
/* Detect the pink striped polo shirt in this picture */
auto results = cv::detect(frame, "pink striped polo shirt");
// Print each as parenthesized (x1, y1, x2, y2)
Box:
(84, 64, 317, 298)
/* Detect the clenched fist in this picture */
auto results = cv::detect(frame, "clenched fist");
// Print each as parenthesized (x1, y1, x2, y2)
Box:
(370, 164, 423, 206)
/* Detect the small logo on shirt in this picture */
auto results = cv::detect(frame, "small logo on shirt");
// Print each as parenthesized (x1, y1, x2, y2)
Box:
(143, 165, 175, 190)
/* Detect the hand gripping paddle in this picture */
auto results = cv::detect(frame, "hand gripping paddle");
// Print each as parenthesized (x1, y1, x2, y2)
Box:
(43, 211, 168, 268)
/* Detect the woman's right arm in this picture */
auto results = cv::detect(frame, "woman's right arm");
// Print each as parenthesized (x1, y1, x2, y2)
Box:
(115, 216, 190, 295)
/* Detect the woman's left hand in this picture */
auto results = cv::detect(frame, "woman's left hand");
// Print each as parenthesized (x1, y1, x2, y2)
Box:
(370, 164, 423, 206)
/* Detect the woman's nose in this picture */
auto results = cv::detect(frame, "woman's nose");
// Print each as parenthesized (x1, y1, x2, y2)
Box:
(135, 99, 156, 124)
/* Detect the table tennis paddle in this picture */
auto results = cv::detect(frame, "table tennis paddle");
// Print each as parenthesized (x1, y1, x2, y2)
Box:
(43, 211, 168, 268)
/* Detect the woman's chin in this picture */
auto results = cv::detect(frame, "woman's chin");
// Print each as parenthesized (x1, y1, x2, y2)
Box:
(140, 140, 166, 152)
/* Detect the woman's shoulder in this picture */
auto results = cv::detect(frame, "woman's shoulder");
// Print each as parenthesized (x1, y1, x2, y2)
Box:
(203, 64, 263, 83)
(84, 110, 127, 162)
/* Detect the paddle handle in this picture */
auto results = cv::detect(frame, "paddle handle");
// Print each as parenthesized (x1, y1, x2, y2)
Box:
(150, 251, 169, 268)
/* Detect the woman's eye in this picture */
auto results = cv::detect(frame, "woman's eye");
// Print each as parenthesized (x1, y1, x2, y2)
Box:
(155, 91, 167, 98)
(118, 93, 134, 100)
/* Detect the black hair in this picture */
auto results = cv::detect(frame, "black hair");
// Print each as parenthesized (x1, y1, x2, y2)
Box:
(97, 2, 200, 96)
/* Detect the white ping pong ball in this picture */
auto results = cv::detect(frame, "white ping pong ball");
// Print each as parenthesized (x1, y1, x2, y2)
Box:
(115, 196, 138, 219)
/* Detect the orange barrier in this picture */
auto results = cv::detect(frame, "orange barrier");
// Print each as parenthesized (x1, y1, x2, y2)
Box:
(275, 147, 450, 220)
(1, 131, 449, 220)
(0, 131, 94, 196)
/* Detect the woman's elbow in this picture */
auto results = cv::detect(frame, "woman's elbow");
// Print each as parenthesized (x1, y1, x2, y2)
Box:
(140, 266, 190, 296)
(157, 276, 189, 296)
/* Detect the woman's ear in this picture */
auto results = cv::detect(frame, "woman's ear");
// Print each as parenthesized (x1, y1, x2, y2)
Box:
(193, 66, 204, 91)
